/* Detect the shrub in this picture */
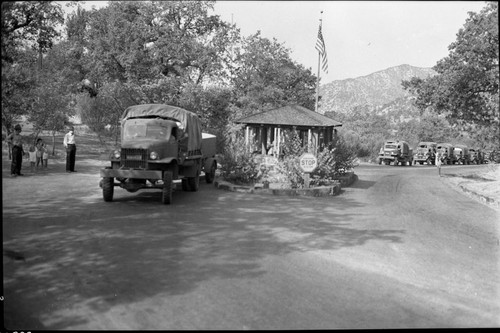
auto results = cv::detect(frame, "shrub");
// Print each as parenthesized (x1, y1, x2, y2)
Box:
(276, 134, 357, 188)
(309, 137, 357, 186)
(219, 133, 260, 185)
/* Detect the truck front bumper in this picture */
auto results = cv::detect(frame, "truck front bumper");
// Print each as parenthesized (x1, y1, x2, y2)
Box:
(100, 168, 163, 179)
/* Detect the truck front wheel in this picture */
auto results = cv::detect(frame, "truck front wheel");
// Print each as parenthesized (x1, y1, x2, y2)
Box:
(102, 177, 114, 202)
(162, 171, 173, 204)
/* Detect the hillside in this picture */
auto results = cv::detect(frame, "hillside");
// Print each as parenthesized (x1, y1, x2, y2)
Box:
(318, 64, 436, 116)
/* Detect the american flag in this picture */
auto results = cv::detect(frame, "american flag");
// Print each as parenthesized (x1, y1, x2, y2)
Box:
(315, 24, 328, 73)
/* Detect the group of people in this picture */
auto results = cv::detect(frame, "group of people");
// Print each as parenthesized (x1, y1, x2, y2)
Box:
(7, 125, 77, 177)
(27, 137, 49, 172)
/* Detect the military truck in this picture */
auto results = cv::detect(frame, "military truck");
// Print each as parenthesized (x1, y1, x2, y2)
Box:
(99, 104, 218, 204)
(436, 143, 456, 165)
(413, 141, 437, 165)
(453, 144, 470, 165)
(379, 140, 413, 166)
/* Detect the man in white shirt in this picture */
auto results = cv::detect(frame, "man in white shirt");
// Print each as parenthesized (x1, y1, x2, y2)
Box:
(63, 126, 77, 173)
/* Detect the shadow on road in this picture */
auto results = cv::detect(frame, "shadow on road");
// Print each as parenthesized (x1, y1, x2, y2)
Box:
(3, 168, 404, 330)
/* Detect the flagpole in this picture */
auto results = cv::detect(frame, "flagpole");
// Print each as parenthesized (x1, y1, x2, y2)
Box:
(315, 13, 322, 113)
(315, 49, 320, 113)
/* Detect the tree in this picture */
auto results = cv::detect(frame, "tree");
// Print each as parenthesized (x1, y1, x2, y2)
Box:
(1, 1, 64, 65)
(402, 2, 499, 148)
(231, 32, 317, 117)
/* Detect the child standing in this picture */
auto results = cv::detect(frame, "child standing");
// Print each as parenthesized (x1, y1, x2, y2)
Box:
(36, 138, 43, 168)
(42, 142, 49, 168)
(28, 144, 37, 172)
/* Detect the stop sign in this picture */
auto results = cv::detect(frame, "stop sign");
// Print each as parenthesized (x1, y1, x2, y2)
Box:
(299, 153, 317, 173)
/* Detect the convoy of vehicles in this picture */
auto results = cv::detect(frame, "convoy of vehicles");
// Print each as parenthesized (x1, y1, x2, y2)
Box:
(413, 141, 437, 165)
(378, 140, 490, 166)
(378, 140, 413, 166)
(99, 104, 218, 204)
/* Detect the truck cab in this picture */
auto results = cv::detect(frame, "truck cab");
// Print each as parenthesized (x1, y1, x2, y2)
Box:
(379, 140, 413, 166)
(100, 104, 217, 204)
(413, 141, 437, 165)
(436, 143, 455, 165)
(453, 144, 470, 165)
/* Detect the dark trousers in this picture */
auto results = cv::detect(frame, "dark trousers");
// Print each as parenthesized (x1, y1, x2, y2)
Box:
(66, 144, 76, 171)
(11, 146, 23, 175)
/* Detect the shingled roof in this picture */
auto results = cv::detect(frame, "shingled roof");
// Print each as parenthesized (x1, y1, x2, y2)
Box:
(235, 104, 342, 127)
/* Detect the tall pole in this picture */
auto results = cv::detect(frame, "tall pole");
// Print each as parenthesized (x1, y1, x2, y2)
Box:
(315, 12, 323, 113)
(315, 50, 320, 113)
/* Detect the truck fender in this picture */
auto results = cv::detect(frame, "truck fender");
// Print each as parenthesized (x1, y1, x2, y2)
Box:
(203, 157, 217, 172)
(148, 157, 177, 164)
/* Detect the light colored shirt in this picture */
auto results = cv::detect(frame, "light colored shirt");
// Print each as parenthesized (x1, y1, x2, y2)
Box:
(63, 132, 75, 147)
(8, 132, 23, 147)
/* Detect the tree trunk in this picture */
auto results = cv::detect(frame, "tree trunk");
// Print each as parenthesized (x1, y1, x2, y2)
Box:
(52, 132, 56, 156)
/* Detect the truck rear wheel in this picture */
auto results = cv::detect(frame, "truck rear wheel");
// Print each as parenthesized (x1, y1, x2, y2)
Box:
(187, 173, 199, 192)
(102, 177, 114, 202)
(205, 162, 216, 183)
(162, 171, 173, 204)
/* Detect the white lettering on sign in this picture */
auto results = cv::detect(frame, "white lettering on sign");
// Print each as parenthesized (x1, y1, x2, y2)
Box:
(299, 153, 317, 172)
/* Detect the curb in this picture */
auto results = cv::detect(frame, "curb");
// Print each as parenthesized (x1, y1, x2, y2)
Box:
(213, 172, 357, 197)
(441, 175, 499, 208)
(457, 184, 499, 207)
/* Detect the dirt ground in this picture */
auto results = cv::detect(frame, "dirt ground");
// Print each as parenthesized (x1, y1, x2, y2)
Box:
(2, 126, 499, 210)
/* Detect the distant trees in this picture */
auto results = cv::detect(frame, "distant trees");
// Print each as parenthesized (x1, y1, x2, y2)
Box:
(403, 1, 499, 149)
(2, 0, 319, 155)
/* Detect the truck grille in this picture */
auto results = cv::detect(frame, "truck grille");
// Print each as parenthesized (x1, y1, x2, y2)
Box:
(121, 148, 147, 169)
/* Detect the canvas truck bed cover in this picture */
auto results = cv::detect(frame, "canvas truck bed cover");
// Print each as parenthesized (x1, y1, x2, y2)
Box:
(121, 104, 202, 152)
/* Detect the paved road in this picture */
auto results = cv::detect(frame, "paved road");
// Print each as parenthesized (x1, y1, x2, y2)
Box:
(2, 159, 499, 329)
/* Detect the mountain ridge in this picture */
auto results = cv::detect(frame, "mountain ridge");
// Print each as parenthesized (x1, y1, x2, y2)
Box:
(318, 64, 437, 116)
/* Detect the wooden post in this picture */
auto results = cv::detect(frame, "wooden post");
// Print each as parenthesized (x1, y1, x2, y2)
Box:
(245, 126, 249, 148)
(277, 127, 281, 158)
(308, 128, 312, 152)
(261, 125, 266, 155)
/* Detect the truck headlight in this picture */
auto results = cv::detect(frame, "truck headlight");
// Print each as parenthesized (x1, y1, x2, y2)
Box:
(112, 149, 121, 159)
(150, 151, 159, 160)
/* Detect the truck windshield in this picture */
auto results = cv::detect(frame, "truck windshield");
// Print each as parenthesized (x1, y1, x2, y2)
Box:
(419, 145, 428, 148)
(385, 144, 397, 149)
(123, 123, 172, 141)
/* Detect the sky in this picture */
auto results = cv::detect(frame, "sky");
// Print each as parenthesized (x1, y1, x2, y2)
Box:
(62, 1, 488, 83)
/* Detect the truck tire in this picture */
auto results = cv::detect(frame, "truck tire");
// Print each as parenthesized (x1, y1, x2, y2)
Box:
(102, 177, 114, 202)
(205, 162, 216, 183)
(187, 173, 199, 192)
(162, 171, 173, 204)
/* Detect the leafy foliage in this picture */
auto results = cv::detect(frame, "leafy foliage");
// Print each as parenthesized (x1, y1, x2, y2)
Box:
(1, 1, 64, 64)
(219, 132, 260, 185)
(402, 2, 499, 148)
(231, 32, 317, 117)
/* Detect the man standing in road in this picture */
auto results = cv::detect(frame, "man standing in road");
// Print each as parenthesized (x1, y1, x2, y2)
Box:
(435, 151, 442, 177)
(7, 124, 24, 177)
(63, 126, 77, 173)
